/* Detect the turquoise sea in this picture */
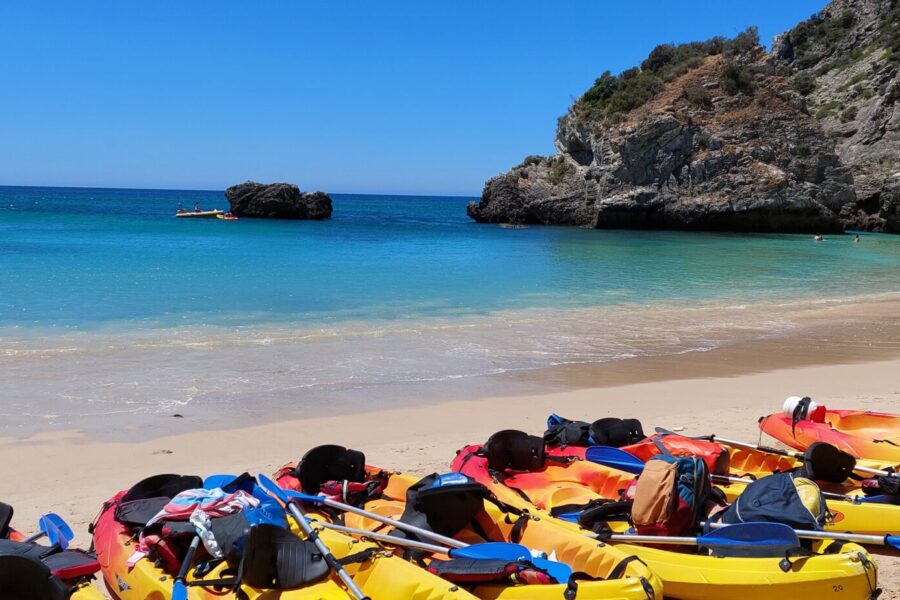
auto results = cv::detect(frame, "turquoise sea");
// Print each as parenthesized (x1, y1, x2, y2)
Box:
(2, 186, 899, 438)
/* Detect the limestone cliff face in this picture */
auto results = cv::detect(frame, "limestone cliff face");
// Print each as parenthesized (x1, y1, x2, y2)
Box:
(775, 0, 900, 231)
(470, 0, 899, 233)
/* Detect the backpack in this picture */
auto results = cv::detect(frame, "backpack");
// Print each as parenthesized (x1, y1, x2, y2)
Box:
(715, 473, 826, 530)
(631, 442, 716, 535)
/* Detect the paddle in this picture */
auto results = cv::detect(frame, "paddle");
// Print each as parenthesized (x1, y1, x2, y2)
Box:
(704, 521, 900, 551)
(584, 445, 871, 504)
(257, 474, 370, 600)
(311, 519, 573, 582)
(23, 513, 73, 550)
(707, 435, 898, 478)
(258, 473, 468, 550)
(257, 474, 573, 583)
(172, 535, 201, 600)
(598, 522, 801, 559)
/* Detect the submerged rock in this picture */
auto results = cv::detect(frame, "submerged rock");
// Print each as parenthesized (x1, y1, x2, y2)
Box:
(225, 181, 332, 220)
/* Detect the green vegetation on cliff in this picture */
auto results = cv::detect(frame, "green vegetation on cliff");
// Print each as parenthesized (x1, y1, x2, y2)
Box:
(574, 27, 759, 121)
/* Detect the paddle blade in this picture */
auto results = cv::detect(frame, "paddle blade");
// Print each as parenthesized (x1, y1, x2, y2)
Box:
(172, 580, 188, 600)
(451, 542, 531, 561)
(39, 515, 68, 550)
(43, 514, 74, 542)
(584, 446, 645, 475)
(699, 522, 799, 558)
(531, 557, 573, 583)
(203, 474, 238, 490)
(887, 535, 900, 550)
(257, 473, 295, 504)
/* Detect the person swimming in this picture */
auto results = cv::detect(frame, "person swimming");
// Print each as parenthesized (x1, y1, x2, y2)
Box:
(814, 233, 823, 241)
(854, 234, 860, 243)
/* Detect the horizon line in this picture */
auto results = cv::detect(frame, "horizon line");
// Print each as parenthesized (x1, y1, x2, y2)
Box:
(0, 183, 480, 200)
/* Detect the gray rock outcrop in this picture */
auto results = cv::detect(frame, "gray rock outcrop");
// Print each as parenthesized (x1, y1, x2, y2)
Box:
(225, 182, 332, 220)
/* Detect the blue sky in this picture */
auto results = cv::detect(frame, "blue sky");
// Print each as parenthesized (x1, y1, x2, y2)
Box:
(1, 1, 827, 196)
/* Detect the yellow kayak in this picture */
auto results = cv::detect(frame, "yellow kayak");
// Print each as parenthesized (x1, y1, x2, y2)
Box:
(452, 442, 880, 600)
(175, 209, 224, 218)
(94, 478, 481, 600)
(275, 448, 662, 600)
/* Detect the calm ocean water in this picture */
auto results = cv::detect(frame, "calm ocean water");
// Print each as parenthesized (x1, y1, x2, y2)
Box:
(2, 186, 899, 437)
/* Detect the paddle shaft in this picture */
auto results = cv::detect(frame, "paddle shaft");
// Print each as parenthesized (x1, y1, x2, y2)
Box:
(310, 520, 452, 555)
(284, 500, 370, 600)
(172, 535, 201, 600)
(314, 495, 467, 550)
(604, 533, 699, 545)
(704, 521, 898, 548)
(713, 436, 895, 478)
(22, 532, 44, 543)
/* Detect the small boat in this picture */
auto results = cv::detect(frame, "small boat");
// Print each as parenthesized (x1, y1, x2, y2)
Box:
(175, 209, 224, 219)
(217, 213, 239, 220)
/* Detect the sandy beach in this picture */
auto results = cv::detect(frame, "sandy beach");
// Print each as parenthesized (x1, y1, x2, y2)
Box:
(2, 301, 899, 597)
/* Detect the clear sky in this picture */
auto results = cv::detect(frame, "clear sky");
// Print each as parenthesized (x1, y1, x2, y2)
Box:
(1, 1, 828, 196)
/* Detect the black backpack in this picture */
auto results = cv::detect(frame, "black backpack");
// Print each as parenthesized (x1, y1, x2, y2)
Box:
(714, 473, 826, 530)
(544, 415, 645, 448)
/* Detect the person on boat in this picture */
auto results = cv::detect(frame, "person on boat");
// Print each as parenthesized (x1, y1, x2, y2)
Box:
(176, 203, 187, 214)
(814, 233, 823, 241)
(193, 202, 201, 213)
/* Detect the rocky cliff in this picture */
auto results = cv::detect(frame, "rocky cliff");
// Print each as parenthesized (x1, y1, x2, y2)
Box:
(225, 181, 333, 220)
(774, 0, 900, 231)
(470, 0, 899, 233)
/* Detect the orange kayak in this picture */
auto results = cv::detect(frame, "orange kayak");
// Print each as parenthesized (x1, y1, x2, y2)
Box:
(759, 409, 900, 462)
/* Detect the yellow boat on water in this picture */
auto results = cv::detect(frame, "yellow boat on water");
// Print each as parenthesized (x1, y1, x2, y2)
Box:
(175, 209, 224, 218)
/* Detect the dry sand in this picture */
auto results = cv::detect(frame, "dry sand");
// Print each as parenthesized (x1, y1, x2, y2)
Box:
(2, 304, 899, 597)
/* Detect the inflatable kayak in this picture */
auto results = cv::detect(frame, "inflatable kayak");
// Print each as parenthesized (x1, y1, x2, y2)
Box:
(217, 213, 239, 220)
(176, 209, 224, 218)
(451, 436, 880, 600)
(1, 501, 105, 600)
(274, 445, 662, 600)
(759, 403, 900, 463)
(93, 473, 479, 600)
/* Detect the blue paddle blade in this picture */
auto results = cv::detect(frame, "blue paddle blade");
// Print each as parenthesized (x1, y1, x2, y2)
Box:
(887, 535, 900, 550)
(43, 514, 74, 542)
(39, 516, 68, 550)
(584, 446, 646, 475)
(547, 413, 565, 428)
(531, 557, 573, 583)
(203, 474, 238, 490)
(257, 473, 303, 505)
(698, 523, 799, 558)
(172, 580, 188, 600)
(450, 542, 531, 561)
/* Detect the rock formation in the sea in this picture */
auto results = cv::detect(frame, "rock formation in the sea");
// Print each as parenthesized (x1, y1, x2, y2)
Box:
(470, 0, 899, 233)
(225, 181, 333, 220)
(774, 0, 900, 232)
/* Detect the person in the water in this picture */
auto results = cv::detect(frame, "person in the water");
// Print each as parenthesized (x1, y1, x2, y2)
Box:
(814, 233, 823, 241)
(854, 234, 860, 243)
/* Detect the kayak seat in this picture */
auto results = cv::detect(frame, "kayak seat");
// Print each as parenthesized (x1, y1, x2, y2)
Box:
(114, 497, 170, 528)
(240, 524, 329, 589)
(0, 502, 12, 538)
(484, 430, 546, 472)
(120, 474, 203, 503)
(797, 442, 856, 484)
(395, 473, 488, 541)
(0, 553, 68, 600)
(294, 444, 366, 494)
